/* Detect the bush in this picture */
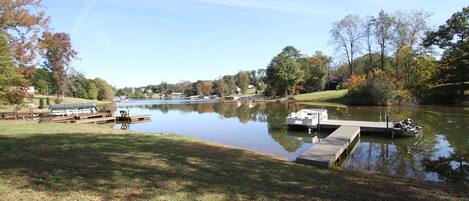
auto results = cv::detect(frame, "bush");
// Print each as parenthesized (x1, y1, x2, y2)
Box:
(5, 88, 27, 105)
(392, 90, 414, 105)
(39, 98, 45, 109)
(346, 70, 396, 106)
(423, 84, 460, 104)
(46, 97, 50, 105)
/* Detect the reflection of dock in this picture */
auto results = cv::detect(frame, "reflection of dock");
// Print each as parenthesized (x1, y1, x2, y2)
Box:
(297, 126, 360, 168)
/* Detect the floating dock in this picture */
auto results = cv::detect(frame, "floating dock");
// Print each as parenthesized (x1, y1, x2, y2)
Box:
(296, 126, 360, 168)
(320, 119, 393, 133)
(51, 112, 151, 124)
(72, 117, 116, 124)
(286, 109, 393, 134)
(116, 115, 151, 122)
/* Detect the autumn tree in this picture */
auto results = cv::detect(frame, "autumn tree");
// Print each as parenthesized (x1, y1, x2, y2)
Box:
(330, 14, 363, 75)
(39, 32, 77, 101)
(196, 81, 213, 96)
(0, 0, 50, 71)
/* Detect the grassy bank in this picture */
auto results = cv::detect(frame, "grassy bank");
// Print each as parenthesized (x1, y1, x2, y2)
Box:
(0, 123, 466, 200)
(0, 96, 110, 112)
(293, 90, 348, 102)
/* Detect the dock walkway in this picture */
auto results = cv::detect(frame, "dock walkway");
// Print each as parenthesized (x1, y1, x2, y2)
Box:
(320, 119, 393, 133)
(297, 126, 360, 168)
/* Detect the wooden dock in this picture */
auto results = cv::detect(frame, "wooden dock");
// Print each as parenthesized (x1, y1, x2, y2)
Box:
(296, 126, 360, 168)
(116, 115, 151, 122)
(52, 112, 112, 123)
(72, 117, 116, 124)
(319, 119, 393, 133)
(0, 110, 49, 120)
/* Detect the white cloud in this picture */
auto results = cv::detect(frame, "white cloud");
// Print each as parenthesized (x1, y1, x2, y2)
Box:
(220, 20, 312, 46)
(72, 0, 97, 36)
(192, 27, 230, 45)
(194, 0, 341, 16)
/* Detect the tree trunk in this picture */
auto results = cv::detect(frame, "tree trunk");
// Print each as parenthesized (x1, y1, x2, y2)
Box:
(380, 44, 385, 70)
(459, 62, 465, 103)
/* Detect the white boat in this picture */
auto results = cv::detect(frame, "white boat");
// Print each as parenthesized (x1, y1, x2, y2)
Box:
(49, 103, 98, 116)
(285, 109, 328, 129)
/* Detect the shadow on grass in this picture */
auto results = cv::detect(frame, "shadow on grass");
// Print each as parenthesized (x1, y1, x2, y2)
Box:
(0, 134, 466, 200)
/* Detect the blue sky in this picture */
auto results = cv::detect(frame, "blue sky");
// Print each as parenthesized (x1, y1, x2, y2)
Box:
(42, 0, 467, 88)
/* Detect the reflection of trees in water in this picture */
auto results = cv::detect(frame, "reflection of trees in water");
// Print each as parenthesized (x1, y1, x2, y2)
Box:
(342, 105, 468, 182)
(422, 153, 468, 183)
(117, 102, 468, 182)
(118, 102, 308, 152)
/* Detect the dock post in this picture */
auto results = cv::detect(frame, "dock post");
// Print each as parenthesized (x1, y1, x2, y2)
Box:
(386, 115, 393, 138)
(317, 113, 321, 131)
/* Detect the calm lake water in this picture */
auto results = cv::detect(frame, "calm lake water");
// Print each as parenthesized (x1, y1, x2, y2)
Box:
(112, 100, 468, 182)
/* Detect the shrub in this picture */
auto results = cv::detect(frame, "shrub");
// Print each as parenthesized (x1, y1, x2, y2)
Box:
(5, 88, 27, 105)
(46, 97, 50, 105)
(346, 70, 396, 105)
(392, 89, 414, 105)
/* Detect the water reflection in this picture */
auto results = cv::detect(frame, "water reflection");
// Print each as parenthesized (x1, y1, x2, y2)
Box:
(114, 100, 468, 182)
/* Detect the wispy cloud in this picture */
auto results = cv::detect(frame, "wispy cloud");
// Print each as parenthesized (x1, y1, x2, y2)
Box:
(220, 20, 312, 46)
(192, 27, 230, 45)
(194, 0, 341, 16)
(72, 0, 97, 36)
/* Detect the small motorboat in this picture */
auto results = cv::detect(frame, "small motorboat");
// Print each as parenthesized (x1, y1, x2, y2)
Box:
(393, 118, 423, 137)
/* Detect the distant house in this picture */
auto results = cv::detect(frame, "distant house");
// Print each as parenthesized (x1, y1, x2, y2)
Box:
(248, 85, 254, 89)
(236, 87, 242, 94)
(27, 86, 35, 95)
(171, 92, 184, 99)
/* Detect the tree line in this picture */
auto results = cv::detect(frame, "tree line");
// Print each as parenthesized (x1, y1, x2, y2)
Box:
(116, 70, 267, 98)
(117, 7, 468, 105)
(0, 0, 115, 105)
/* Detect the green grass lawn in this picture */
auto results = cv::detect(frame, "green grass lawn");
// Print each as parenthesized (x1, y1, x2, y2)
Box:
(0, 96, 110, 112)
(0, 123, 466, 200)
(293, 90, 348, 102)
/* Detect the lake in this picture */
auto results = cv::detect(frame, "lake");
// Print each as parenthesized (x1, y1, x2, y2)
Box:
(112, 100, 468, 182)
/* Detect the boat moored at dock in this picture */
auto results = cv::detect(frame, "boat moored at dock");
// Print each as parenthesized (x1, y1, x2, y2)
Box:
(286, 109, 422, 137)
(285, 109, 327, 130)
